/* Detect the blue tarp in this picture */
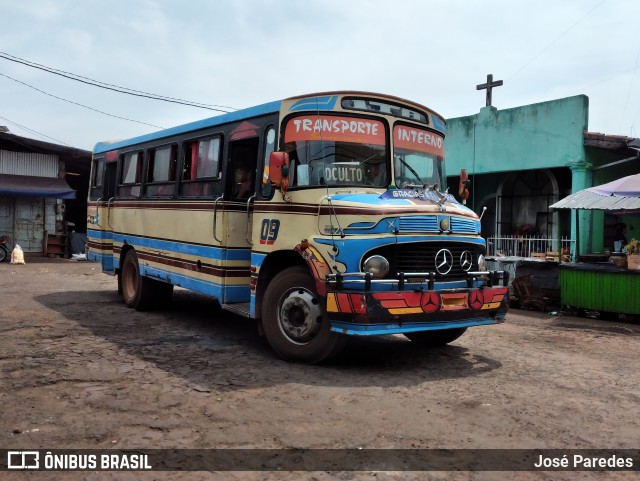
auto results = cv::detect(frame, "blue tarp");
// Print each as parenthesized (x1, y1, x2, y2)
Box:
(0, 174, 76, 199)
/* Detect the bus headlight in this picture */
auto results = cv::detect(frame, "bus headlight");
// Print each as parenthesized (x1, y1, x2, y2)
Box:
(363, 255, 390, 278)
(478, 254, 486, 271)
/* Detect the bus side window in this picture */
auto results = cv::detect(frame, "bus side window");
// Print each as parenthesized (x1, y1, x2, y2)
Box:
(197, 137, 220, 179)
(90, 158, 105, 200)
(180, 137, 221, 197)
(182, 142, 197, 180)
(118, 151, 143, 198)
(145, 144, 177, 197)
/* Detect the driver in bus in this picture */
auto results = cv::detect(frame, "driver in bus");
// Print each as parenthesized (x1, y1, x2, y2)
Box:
(235, 167, 253, 198)
(367, 162, 387, 187)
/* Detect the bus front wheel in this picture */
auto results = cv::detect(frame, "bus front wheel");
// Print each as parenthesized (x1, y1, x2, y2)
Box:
(121, 250, 172, 310)
(404, 328, 467, 346)
(262, 266, 346, 363)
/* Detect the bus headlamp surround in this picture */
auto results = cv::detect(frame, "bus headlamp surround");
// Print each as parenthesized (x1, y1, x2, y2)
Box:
(363, 255, 390, 278)
(478, 254, 486, 271)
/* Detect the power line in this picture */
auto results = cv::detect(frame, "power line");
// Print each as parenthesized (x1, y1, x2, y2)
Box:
(574, 66, 638, 93)
(0, 114, 71, 146)
(508, 0, 607, 81)
(0, 51, 237, 112)
(0, 70, 165, 129)
(618, 44, 640, 133)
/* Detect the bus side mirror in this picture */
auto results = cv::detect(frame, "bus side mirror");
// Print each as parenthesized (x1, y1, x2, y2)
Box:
(458, 168, 470, 205)
(269, 152, 290, 192)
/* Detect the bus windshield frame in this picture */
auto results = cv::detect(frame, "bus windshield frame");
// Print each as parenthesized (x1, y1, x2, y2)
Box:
(392, 123, 445, 189)
(283, 114, 389, 189)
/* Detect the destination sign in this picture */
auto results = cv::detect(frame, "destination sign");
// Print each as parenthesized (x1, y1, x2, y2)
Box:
(394, 125, 444, 157)
(285, 115, 385, 145)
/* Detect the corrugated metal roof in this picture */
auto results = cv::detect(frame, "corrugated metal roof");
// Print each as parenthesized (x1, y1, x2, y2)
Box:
(0, 150, 58, 177)
(550, 173, 640, 212)
(550, 189, 640, 211)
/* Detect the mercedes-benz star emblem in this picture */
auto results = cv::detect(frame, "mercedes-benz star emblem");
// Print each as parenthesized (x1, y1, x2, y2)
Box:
(435, 249, 453, 275)
(460, 251, 473, 272)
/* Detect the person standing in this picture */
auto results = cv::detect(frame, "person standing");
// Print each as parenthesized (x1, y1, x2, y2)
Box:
(613, 222, 628, 251)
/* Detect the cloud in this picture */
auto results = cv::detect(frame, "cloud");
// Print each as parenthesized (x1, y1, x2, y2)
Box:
(0, 0, 639, 148)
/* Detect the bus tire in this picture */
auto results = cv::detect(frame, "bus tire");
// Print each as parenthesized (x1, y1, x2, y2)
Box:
(404, 328, 467, 346)
(262, 266, 347, 363)
(121, 249, 157, 311)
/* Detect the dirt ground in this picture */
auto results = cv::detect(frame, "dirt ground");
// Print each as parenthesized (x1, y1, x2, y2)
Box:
(1, 258, 639, 481)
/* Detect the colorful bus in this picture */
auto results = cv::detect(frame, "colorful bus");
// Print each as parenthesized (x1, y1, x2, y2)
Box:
(87, 91, 509, 363)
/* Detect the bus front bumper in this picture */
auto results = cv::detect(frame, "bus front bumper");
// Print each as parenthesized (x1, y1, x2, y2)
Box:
(325, 271, 509, 336)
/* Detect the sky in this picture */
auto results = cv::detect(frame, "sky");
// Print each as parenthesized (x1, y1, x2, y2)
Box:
(0, 0, 639, 152)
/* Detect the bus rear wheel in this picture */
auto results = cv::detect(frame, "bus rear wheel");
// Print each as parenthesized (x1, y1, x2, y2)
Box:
(121, 250, 172, 310)
(262, 266, 346, 363)
(404, 328, 467, 346)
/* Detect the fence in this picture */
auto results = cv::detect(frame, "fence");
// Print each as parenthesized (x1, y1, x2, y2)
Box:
(486, 235, 575, 261)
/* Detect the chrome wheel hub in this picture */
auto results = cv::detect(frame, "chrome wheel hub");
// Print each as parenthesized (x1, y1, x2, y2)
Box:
(278, 287, 323, 344)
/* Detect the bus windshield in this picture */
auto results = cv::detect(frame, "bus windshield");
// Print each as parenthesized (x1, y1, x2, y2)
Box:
(393, 124, 444, 188)
(284, 115, 388, 188)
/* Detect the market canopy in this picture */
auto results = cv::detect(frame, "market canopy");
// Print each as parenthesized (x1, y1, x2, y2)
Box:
(550, 173, 640, 212)
(0, 174, 76, 199)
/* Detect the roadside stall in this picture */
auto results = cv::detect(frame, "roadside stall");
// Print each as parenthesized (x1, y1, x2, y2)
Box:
(550, 173, 640, 317)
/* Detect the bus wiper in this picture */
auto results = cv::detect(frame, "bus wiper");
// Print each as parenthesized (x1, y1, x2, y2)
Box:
(395, 156, 422, 184)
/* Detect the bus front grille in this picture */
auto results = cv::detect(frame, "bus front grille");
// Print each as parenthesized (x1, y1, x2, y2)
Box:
(365, 242, 483, 280)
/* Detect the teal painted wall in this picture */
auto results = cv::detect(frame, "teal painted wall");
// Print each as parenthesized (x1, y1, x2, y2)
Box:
(445, 95, 589, 175)
(444, 95, 594, 255)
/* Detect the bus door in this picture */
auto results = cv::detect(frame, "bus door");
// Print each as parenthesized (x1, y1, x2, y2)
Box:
(101, 159, 118, 271)
(221, 136, 260, 308)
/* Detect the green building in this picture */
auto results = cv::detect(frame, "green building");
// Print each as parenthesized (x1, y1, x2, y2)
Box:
(444, 95, 639, 257)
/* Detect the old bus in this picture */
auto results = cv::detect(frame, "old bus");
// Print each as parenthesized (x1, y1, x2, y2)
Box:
(87, 91, 509, 363)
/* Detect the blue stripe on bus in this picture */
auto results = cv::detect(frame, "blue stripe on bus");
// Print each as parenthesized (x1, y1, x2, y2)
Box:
(289, 96, 338, 112)
(93, 101, 282, 153)
(87, 228, 113, 241)
(250, 293, 257, 318)
(313, 235, 485, 249)
(330, 317, 498, 336)
(88, 250, 249, 303)
(142, 264, 249, 303)
(88, 230, 250, 262)
(251, 252, 267, 268)
(249, 253, 268, 318)
(328, 193, 413, 205)
(105, 233, 250, 261)
(390, 235, 486, 246)
(87, 251, 115, 272)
